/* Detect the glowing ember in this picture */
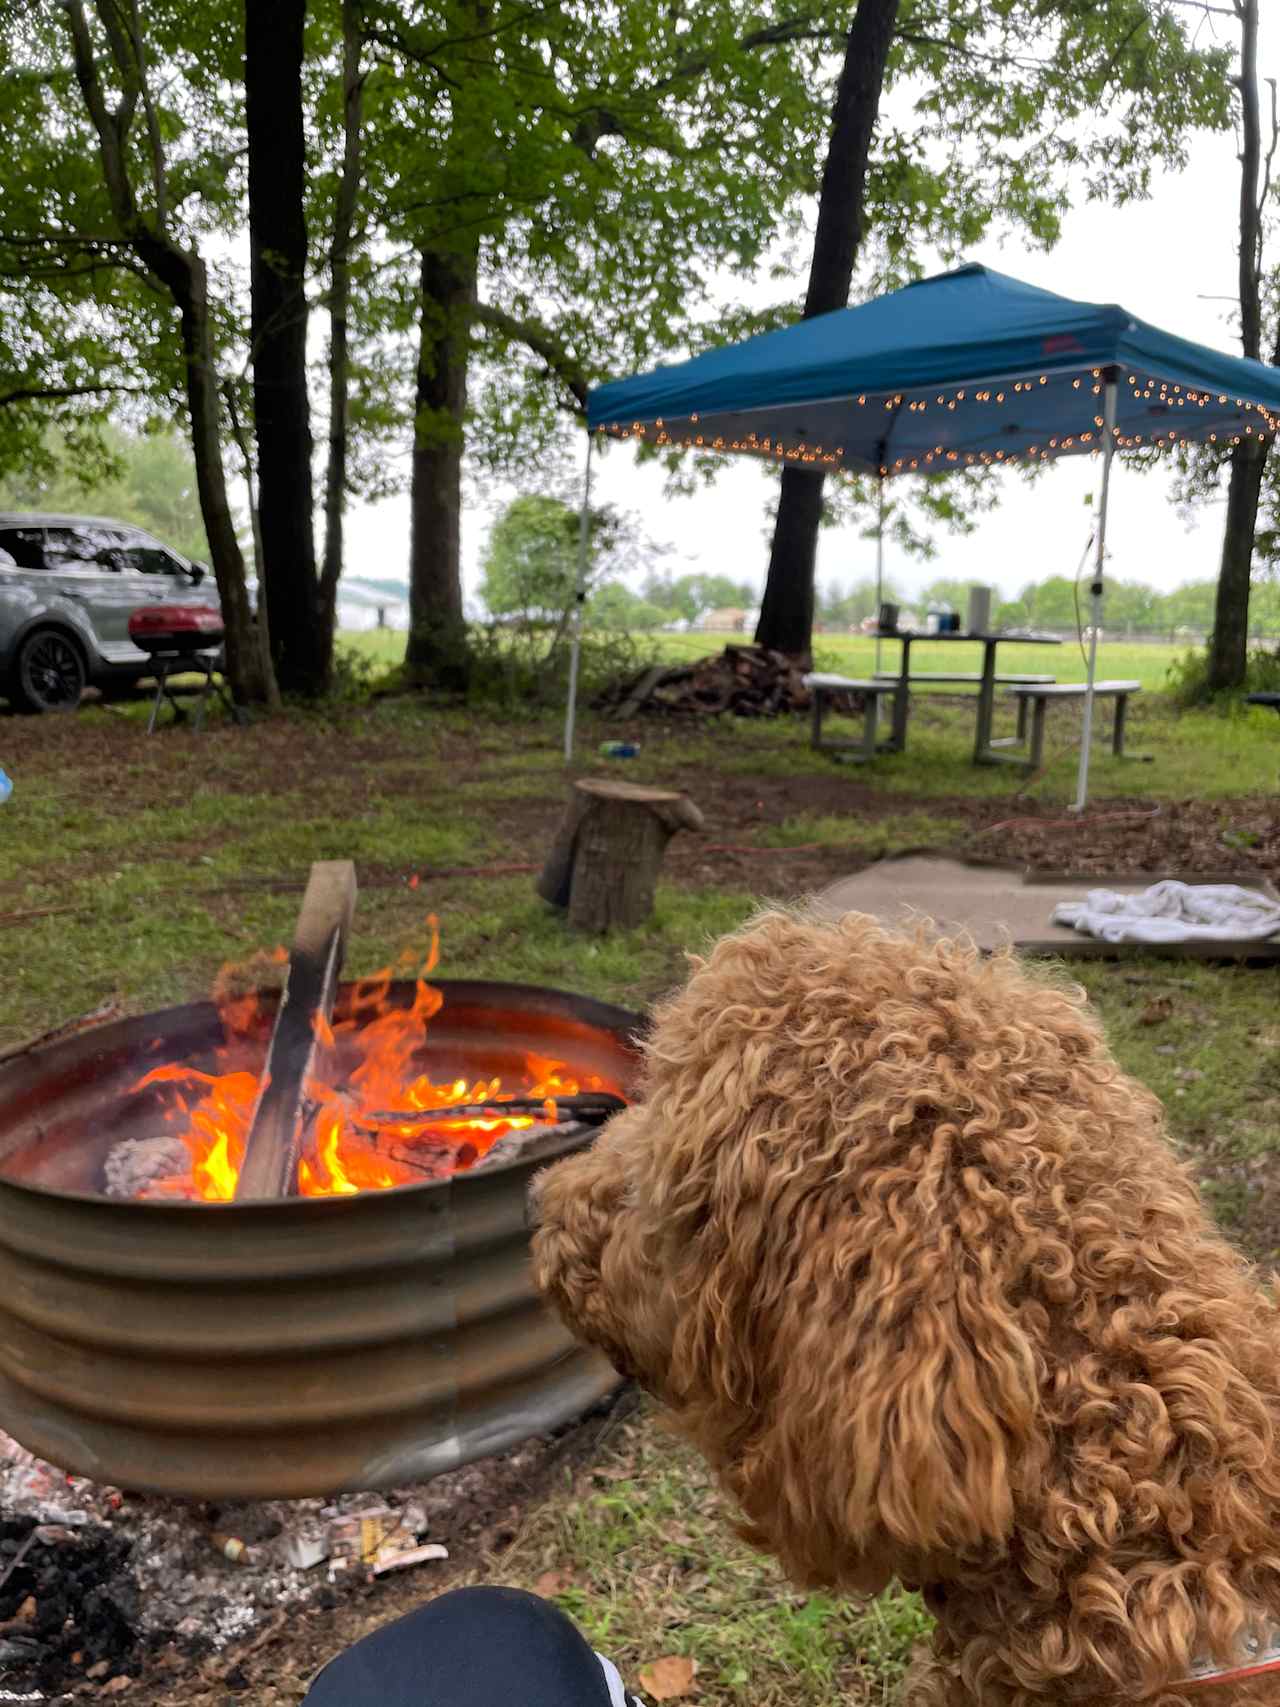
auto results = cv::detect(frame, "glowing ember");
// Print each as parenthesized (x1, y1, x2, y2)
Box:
(130, 920, 608, 1200)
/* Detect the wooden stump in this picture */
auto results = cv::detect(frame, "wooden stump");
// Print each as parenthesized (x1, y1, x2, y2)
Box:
(538, 779, 704, 933)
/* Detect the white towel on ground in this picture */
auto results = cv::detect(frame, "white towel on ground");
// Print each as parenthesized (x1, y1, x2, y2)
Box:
(1052, 880, 1280, 944)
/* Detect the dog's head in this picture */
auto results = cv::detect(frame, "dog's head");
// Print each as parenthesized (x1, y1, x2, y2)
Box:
(532, 907, 1171, 1594)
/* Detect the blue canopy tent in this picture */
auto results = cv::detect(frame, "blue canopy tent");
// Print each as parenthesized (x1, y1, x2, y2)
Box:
(568, 263, 1280, 807)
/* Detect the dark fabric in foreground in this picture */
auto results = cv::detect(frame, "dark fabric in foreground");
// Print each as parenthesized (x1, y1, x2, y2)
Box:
(302, 1585, 616, 1707)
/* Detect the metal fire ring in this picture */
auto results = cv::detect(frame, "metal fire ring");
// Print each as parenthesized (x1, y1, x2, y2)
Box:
(0, 979, 642, 1499)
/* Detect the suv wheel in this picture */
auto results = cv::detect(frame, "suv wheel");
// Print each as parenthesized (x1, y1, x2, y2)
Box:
(11, 627, 86, 713)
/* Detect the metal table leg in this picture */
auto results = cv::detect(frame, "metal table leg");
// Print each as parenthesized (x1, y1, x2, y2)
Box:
(888, 635, 911, 751)
(146, 663, 164, 735)
(1112, 693, 1128, 756)
(146, 658, 177, 735)
(973, 638, 997, 763)
(192, 656, 216, 733)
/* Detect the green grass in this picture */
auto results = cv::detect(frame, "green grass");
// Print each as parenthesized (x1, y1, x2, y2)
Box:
(4, 641, 1280, 1704)
(752, 808, 967, 850)
(343, 626, 1189, 694)
(495, 1406, 931, 1707)
(1068, 960, 1280, 1264)
(634, 629, 1187, 695)
(579, 693, 1280, 803)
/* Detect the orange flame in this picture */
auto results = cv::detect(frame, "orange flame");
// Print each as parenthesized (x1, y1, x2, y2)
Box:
(129, 922, 610, 1201)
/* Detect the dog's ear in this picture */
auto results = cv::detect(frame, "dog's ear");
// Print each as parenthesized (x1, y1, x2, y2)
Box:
(666, 1133, 1044, 1578)
(529, 1142, 629, 1361)
(827, 1233, 1043, 1557)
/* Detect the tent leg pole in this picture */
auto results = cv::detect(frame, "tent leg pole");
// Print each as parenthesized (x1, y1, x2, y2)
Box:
(874, 474, 885, 677)
(563, 433, 594, 763)
(1072, 375, 1118, 814)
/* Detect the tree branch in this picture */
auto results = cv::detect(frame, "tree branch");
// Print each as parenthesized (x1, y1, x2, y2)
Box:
(62, 0, 138, 227)
(361, 5, 547, 68)
(1259, 75, 1278, 235)
(0, 380, 151, 408)
(471, 302, 588, 410)
(0, 231, 130, 247)
(93, 0, 139, 139)
(891, 29, 1048, 71)
(123, 0, 169, 226)
(1235, 0, 1262, 358)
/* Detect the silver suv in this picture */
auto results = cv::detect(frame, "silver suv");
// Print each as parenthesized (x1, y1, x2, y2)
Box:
(0, 514, 221, 712)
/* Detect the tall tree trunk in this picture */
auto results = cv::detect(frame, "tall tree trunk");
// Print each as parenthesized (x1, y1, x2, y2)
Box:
(62, 0, 271, 704)
(246, 0, 323, 698)
(1208, 439, 1268, 691)
(222, 379, 281, 709)
(320, 0, 363, 661)
(754, 0, 901, 660)
(177, 268, 268, 706)
(405, 241, 478, 687)
(1207, 0, 1264, 692)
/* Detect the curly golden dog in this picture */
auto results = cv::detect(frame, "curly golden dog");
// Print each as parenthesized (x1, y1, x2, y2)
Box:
(532, 908, 1280, 1706)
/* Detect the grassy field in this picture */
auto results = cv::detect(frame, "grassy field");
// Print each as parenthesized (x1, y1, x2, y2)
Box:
(2, 655, 1280, 1703)
(648, 629, 1187, 693)
(345, 626, 1189, 693)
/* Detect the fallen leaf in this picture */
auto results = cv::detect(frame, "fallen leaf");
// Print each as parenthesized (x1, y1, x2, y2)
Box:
(638, 1655, 698, 1700)
(534, 1569, 573, 1596)
(86, 1660, 111, 1681)
(15, 1596, 35, 1623)
(1139, 998, 1173, 1026)
(102, 1678, 132, 1696)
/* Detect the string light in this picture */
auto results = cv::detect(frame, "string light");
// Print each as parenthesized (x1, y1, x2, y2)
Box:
(596, 366, 1276, 474)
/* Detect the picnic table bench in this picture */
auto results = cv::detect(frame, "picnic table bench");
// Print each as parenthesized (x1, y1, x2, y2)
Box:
(1245, 693, 1280, 715)
(1005, 679, 1143, 772)
(806, 636, 1063, 765)
(872, 671, 1056, 685)
(804, 673, 904, 761)
(875, 629, 1062, 763)
(873, 670, 1057, 742)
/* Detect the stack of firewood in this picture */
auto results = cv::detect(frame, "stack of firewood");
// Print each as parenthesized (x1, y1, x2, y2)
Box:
(595, 644, 857, 719)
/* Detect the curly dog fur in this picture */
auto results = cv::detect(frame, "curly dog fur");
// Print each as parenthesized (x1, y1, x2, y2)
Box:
(532, 909, 1280, 1706)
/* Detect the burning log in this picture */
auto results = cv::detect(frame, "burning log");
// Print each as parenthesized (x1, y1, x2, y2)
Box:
(234, 860, 357, 1200)
(538, 779, 704, 933)
(359, 1091, 626, 1128)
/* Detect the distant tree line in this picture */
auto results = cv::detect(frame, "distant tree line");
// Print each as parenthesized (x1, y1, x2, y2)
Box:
(814, 574, 1280, 638)
(568, 568, 1280, 638)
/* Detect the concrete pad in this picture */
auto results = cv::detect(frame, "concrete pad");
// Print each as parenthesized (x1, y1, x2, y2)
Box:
(813, 856, 1280, 960)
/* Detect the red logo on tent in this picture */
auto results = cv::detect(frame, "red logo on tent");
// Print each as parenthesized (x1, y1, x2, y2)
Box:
(1042, 334, 1085, 356)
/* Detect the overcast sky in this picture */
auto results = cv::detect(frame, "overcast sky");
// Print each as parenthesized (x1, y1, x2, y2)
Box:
(341, 8, 1276, 613)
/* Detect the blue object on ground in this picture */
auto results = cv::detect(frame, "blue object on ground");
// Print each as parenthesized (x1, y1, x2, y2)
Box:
(599, 741, 640, 758)
(0, 769, 12, 803)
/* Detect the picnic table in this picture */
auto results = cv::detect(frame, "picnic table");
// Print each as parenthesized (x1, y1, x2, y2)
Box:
(875, 629, 1062, 763)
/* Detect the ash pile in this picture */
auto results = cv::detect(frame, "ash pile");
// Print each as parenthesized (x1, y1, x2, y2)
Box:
(0, 1431, 447, 1701)
(595, 645, 846, 719)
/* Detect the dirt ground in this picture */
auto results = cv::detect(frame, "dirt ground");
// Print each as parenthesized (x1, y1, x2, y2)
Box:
(3, 1396, 638, 1707)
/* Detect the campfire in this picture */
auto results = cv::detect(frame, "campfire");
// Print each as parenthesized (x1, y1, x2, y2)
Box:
(0, 862, 641, 1499)
(123, 923, 613, 1203)
(110, 862, 625, 1205)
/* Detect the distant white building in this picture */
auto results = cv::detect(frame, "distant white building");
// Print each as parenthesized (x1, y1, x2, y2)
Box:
(337, 579, 410, 631)
(698, 607, 748, 632)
